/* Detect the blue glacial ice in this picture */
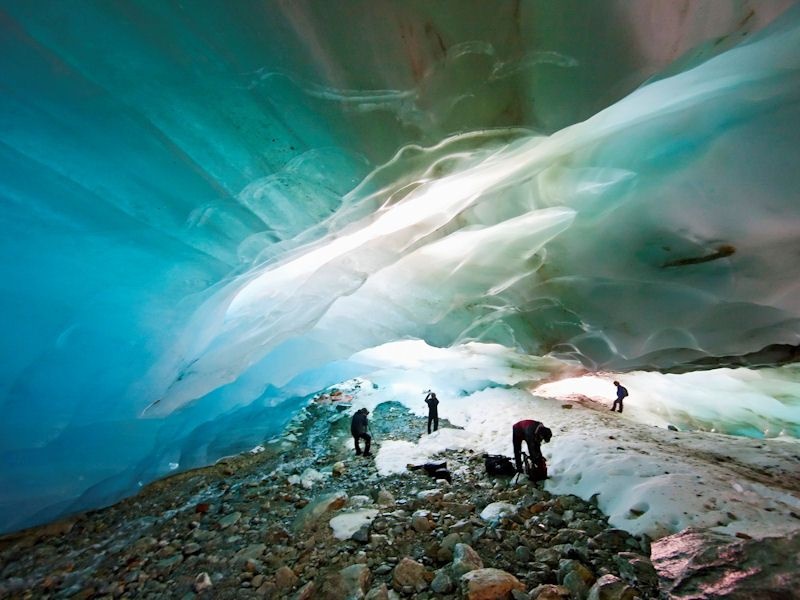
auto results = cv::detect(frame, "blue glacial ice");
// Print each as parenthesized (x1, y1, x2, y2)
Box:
(1, 0, 799, 533)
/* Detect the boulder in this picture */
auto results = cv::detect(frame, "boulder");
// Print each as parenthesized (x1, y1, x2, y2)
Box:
(294, 581, 316, 600)
(590, 530, 632, 553)
(392, 557, 432, 592)
(340, 564, 371, 599)
(411, 510, 435, 533)
(294, 491, 347, 531)
(441, 501, 477, 518)
(235, 543, 266, 561)
(460, 568, 525, 600)
(312, 572, 349, 600)
(276, 566, 298, 591)
(614, 552, 658, 594)
(376, 489, 395, 506)
(651, 528, 800, 599)
(531, 583, 571, 599)
(365, 583, 391, 600)
(451, 543, 484, 578)
(430, 569, 455, 594)
(558, 559, 595, 600)
(218, 511, 241, 529)
(416, 488, 444, 505)
(587, 574, 636, 600)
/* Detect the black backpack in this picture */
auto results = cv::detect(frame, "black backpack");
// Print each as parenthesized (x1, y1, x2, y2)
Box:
(483, 454, 517, 477)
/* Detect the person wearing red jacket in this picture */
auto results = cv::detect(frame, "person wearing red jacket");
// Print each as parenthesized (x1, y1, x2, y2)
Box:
(512, 419, 552, 474)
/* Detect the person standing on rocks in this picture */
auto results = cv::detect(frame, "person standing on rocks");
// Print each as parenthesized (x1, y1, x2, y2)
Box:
(351, 408, 372, 457)
(424, 390, 439, 434)
(611, 380, 628, 413)
(512, 419, 551, 474)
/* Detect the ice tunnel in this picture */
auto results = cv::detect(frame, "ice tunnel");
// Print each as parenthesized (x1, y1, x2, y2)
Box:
(2, 0, 800, 534)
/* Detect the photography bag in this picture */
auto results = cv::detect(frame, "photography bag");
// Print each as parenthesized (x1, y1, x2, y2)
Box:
(528, 456, 548, 482)
(484, 454, 517, 477)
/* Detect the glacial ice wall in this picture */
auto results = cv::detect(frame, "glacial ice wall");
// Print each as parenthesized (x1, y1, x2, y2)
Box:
(0, 0, 798, 532)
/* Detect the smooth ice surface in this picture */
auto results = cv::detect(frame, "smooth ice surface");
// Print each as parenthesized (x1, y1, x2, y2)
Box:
(1, 1, 800, 532)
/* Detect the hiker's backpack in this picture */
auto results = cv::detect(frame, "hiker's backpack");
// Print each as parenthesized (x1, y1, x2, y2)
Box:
(484, 454, 517, 477)
(528, 456, 548, 482)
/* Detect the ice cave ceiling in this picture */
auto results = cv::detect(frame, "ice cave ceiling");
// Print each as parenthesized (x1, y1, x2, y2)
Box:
(2, 0, 800, 532)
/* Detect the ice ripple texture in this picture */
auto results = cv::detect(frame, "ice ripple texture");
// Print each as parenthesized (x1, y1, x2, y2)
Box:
(0, 1, 799, 533)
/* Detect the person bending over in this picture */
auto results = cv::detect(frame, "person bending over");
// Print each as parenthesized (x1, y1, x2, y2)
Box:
(512, 419, 552, 473)
(351, 408, 372, 457)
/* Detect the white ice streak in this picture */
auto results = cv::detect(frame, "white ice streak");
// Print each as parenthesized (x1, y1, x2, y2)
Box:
(147, 12, 800, 415)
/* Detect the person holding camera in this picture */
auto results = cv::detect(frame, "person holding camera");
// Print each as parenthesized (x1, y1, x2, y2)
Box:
(424, 391, 439, 434)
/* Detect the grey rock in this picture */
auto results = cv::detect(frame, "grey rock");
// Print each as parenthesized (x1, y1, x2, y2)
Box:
(558, 559, 595, 600)
(563, 570, 591, 600)
(590, 530, 631, 553)
(182, 542, 200, 556)
(365, 583, 391, 600)
(235, 543, 266, 561)
(534, 547, 560, 566)
(294, 491, 347, 531)
(431, 569, 455, 594)
(411, 510, 435, 533)
(219, 511, 242, 529)
(451, 542, 484, 578)
(615, 552, 658, 592)
(515, 545, 532, 563)
(552, 529, 588, 545)
(352, 522, 372, 543)
(156, 554, 182, 572)
(586, 574, 636, 600)
(416, 489, 443, 503)
(442, 501, 476, 518)
(376, 489, 395, 506)
(340, 563, 372, 599)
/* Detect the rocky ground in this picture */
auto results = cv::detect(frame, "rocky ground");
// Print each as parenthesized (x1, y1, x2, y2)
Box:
(0, 388, 662, 600)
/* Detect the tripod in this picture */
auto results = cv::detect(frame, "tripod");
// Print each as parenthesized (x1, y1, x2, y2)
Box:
(513, 451, 534, 484)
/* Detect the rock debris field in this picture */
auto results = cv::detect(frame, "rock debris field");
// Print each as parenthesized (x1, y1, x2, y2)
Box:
(0, 399, 672, 600)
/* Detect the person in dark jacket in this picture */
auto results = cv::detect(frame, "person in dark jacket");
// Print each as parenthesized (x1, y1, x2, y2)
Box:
(512, 419, 552, 474)
(351, 408, 372, 456)
(424, 391, 439, 434)
(611, 381, 628, 413)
